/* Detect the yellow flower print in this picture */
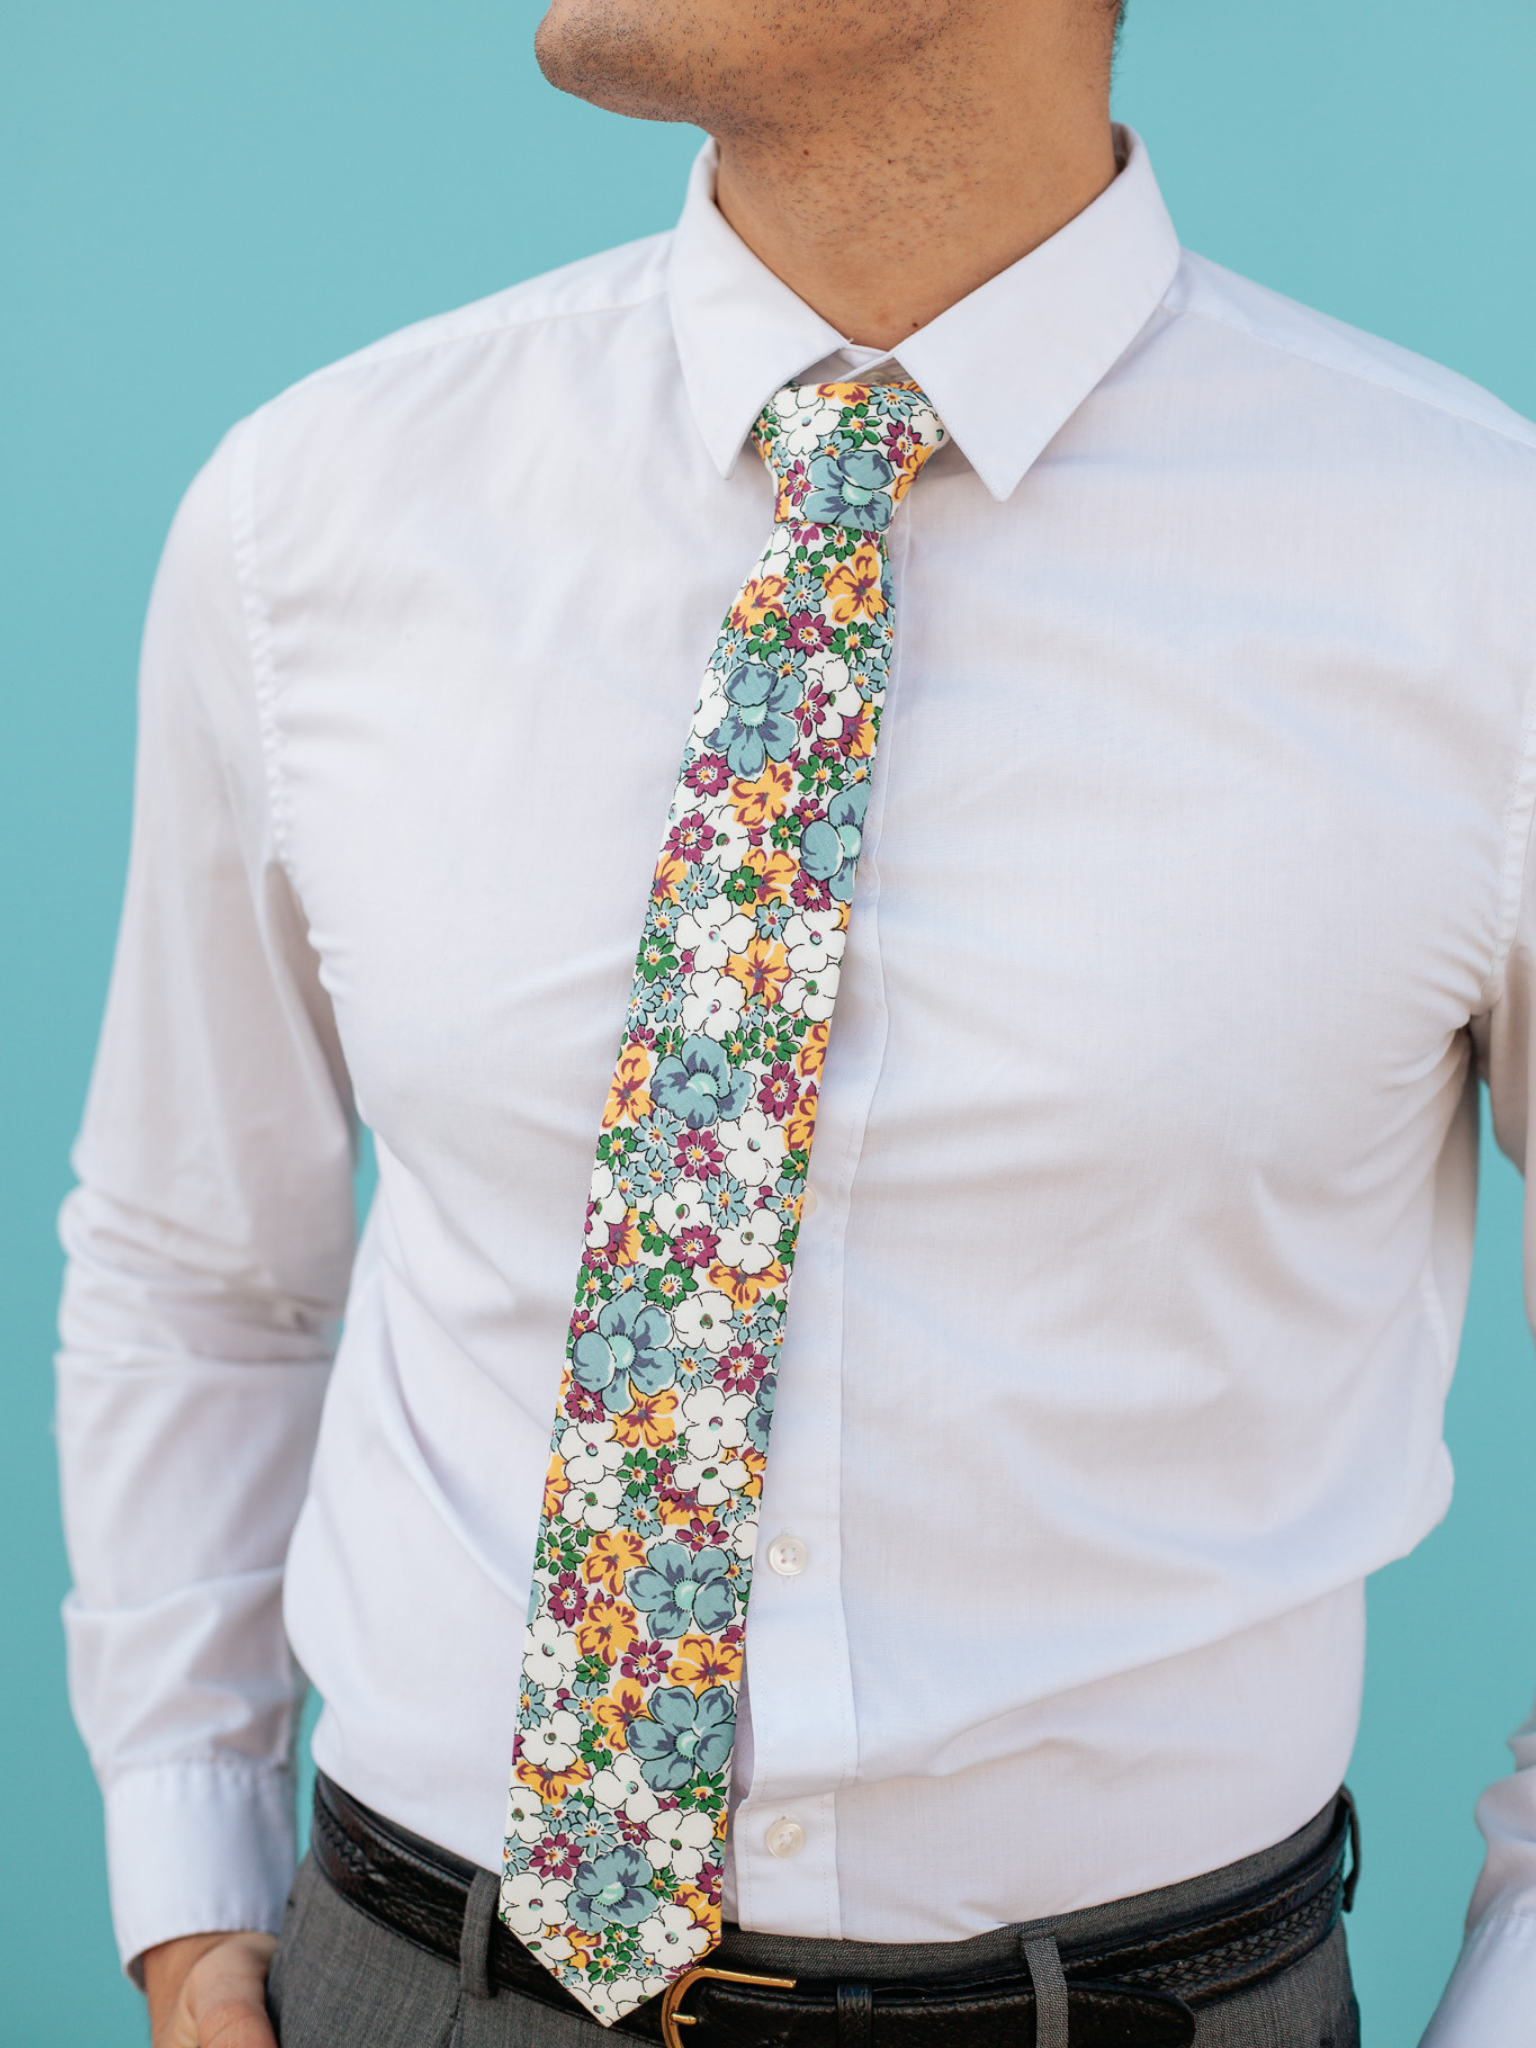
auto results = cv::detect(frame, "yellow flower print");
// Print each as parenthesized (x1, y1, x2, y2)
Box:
(602, 1043, 652, 1129)
(842, 701, 877, 759)
(652, 848, 686, 904)
(605, 1209, 641, 1268)
(577, 1597, 639, 1668)
(514, 1755, 590, 1805)
(724, 937, 791, 1009)
(707, 1258, 787, 1311)
(727, 760, 795, 827)
(668, 1633, 744, 1694)
(822, 541, 885, 623)
(675, 1882, 716, 1924)
(591, 1675, 647, 1750)
(729, 575, 786, 631)
(543, 1451, 569, 1519)
(612, 1388, 678, 1450)
(742, 846, 797, 905)
(785, 1088, 819, 1152)
(797, 1019, 830, 1079)
(582, 1528, 648, 1594)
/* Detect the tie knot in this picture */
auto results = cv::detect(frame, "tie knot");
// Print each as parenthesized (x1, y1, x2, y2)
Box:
(754, 381, 946, 531)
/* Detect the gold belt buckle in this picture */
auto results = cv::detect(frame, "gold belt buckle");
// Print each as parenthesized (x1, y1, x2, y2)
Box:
(659, 1966, 799, 2048)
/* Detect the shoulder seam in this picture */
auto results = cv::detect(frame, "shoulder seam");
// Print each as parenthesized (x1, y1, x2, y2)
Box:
(1480, 646, 1536, 1016)
(278, 276, 672, 403)
(1165, 290, 1536, 457)
(227, 410, 297, 881)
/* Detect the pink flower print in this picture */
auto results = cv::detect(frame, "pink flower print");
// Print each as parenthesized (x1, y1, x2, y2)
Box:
(547, 1572, 587, 1626)
(787, 610, 833, 655)
(672, 1221, 721, 1270)
(757, 1063, 798, 1122)
(530, 1833, 582, 1881)
(620, 1640, 673, 1685)
(684, 753, 731, 797)
(717, 1344, 767, 1398)
(674, 1129, 727, 1181)
(565, 1382, 607, 1426)
(665, 811, 711, 865)
(790, 865, 834, 913)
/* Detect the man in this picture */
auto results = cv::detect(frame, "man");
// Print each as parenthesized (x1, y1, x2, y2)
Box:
(56, 0, 1536, 2042)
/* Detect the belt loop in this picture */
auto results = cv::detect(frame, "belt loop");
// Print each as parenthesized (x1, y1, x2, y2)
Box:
(1022, 1934, 1068, 2048)
(1340, 1787, 1362, 1914)
(460, 1868, 499, 2003)
(836, 1980, 873, 2048)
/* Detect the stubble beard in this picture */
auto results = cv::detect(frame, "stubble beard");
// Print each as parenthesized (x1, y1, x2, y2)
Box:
(534, 0, 759, 135)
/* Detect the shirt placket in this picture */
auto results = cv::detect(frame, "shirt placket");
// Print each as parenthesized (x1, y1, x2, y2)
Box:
(727, 516, 913, 1937)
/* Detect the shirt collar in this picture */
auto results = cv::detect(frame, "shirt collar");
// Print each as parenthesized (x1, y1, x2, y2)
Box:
(668, 127, 1182, 503)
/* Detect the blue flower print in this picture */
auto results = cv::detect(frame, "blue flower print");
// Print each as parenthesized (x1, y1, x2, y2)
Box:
(627, 1686, 737, 1793)
(572, 1296, 675, 1407)
(746, 1377, 775, 1454)
(561, 1796, 623, 1862)
(652, 1034, 752, 1130)
(803, 446, 896, 530)
(626, 1541, 736, 1638)
(566, 1845, 657, 1931)
(710, 1175, 751, 1229)
(799, 783, 869, 903)
(706, 662, 800, 779)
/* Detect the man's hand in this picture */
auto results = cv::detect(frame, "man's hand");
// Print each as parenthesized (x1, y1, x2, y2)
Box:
(143, 1931, 279, 2048)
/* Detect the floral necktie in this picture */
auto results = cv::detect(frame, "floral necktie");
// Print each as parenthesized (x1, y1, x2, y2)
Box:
(503, 380, 946, 2025)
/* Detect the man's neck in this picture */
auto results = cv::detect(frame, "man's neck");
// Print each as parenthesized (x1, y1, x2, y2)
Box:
(713, 79, 1117, 348)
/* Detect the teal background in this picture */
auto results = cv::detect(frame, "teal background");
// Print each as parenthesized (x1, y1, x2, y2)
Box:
(3, 2, 1535, 2039)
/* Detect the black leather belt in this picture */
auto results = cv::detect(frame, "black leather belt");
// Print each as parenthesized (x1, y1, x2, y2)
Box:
(311, 1772, 1358, 2048)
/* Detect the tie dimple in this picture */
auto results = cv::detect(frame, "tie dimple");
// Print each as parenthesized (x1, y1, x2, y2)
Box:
(504, 381, 945, 2026)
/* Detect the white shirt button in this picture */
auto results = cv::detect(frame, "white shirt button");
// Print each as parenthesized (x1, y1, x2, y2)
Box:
(800, 1187, 818, 1221)
(767, 1533, 808, 1577)
(765, 1817, 806, 1859)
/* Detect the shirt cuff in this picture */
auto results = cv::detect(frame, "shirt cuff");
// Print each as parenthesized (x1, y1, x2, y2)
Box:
(1419, 1911, 1536, 2046)
(104, 1761, 297, 1978)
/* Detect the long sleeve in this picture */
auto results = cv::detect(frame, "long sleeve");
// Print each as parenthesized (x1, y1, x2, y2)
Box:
(1426, 774, 1536, 2045)
(56, 420, 358, 1972)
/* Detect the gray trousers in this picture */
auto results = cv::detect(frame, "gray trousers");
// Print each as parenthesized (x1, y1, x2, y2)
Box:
(267, 1807, 1360, 2048)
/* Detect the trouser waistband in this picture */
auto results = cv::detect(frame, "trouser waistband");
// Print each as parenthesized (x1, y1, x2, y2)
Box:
(310, 1772, 1358, 2048)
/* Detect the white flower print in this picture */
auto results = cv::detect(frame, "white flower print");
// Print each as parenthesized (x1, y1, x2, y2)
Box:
(672, 1290, 735, 1353)
(501, 1872, 572, 1936)
(589, 1753, 661, 1824)
(803, 651, 849, 696)
(681, 968, 746, 1041)
(715, 1219, 777, 1274)
(818, 682, 863, 737)
(558, 1422, 625, 1479)
(679, 1386, 753, 1462)
(652, 1179, 710, 1238)
(519, 1708, 582, 1771)
(719, 1109, 784, 1187)
(779, 400, 842, 455)
(783, 971, 838, 1022)
(783, 909, 844, 976)
(505, 1791, 548, 1842)
(638, 1902, 713, 1964)
(673, 1453, 749, 1506)
(524, 1615, 577, 1682)
(676, 903, 755, 971)
(560, 1467, 624, 1529)
(643, 1807, 717, 1880)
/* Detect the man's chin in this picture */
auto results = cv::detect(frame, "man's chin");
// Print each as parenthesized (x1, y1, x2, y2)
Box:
(534, 0, 702, 124)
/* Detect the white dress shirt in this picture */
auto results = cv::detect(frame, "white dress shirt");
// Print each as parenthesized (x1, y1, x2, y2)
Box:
(56, 131, 1536, 2042)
